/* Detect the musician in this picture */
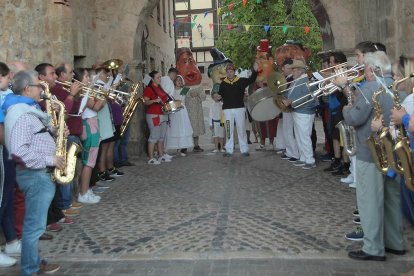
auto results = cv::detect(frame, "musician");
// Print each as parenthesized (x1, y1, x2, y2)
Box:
(341, 51, 405, 261)
(279, 58, 299, 161)
(4, 70, 63, 275)
(218, 62, 258, 157)
(143, 70, 172, 164)
(282, 59, 317, 169)
(0, 62, 20, 267)
(53, 63, 83, 216)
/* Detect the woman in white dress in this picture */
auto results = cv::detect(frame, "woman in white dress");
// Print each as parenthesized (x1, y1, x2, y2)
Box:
(165, 75, 194, 156)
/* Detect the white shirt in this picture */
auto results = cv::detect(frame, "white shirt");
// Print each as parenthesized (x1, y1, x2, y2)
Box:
(209, 101, 223, 126)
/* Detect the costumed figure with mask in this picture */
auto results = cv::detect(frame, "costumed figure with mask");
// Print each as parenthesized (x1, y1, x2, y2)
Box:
(176, 47, 206, 152)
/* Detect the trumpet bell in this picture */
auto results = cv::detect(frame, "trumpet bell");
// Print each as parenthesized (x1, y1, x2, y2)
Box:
(267, 71, 287, 94)
(103, 59, 123, 70)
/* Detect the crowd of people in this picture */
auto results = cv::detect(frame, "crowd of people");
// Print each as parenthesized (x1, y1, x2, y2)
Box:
(0, 38, 414, 275)
(0, 60, 135, 275)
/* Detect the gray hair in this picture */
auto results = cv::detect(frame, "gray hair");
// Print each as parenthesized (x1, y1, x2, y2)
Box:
(364, 51, 391, 75)
(12, 70, 39, 95)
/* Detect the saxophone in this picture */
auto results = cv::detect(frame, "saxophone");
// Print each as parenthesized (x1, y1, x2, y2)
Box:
(41, 81, 81, 185)
(366, 86, 389, 174)
(392, 74, 414, 191)
(336, 87, 356, 156)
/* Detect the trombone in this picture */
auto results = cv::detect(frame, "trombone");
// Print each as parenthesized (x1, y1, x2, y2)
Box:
(290, 64, 364, 108)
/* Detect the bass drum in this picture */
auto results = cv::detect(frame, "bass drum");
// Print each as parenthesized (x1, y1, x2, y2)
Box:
(246, 87, 281, 122)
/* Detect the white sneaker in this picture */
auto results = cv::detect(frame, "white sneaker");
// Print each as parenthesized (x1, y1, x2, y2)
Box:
(78, 192, 100, 204)
(158, 155, 172, 163)
(164, 153, 174, 159)
(340, 174, 354, 184)
(4, 240, 21, 256)
(0, 252, 16, 267)
(88, 189, 101, 200)
(349, 182, 356, 188)
(212, 149, 219, 153)
(148, 158, 161, 165)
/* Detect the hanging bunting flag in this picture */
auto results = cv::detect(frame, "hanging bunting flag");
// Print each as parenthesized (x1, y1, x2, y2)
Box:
(282, 25, 288, 33)
(204, 11, 208, 18)
(217, 7, 222, 16)
(228, 3, 235, 11)
(245, 25, 251, 31)
(191, 22, 196, 29)
(227, 24, 234, 30)
(304, 26, 310, 34)
(264, 25, 270, 33)
(243, 0, 248, 7)
(193, 15, 198, 21)
(209, 23, 214, 29)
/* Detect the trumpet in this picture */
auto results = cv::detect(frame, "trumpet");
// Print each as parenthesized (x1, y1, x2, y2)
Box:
(291, 64, 364, 108)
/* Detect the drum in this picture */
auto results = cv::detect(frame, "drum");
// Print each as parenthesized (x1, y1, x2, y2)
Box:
(162, 100, 184, 114)
(246, 87, 281, 122)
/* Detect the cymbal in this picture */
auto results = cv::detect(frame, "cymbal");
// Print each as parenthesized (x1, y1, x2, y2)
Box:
(267, 71, 287, 94)
(103, 59, 123, 70)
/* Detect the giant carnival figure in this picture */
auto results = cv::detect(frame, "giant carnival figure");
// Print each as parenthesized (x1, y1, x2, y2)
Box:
(207, 48, 232, 93)
(176, 47, 206, 152)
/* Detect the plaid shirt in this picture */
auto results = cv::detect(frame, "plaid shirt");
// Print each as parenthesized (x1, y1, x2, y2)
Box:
(9, 113, 56, 169)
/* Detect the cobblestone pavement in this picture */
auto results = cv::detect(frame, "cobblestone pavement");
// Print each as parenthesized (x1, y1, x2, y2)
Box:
(2, 98, 414, 275)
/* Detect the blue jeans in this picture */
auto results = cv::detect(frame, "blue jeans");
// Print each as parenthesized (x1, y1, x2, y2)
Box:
(17, 168, 55, 276)
(58, 135, 81, 210)
(114, 126, 130, 164)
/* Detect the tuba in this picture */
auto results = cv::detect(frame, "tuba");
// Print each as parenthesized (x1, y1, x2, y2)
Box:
(336, 86, 356, 156)
(41, 81, 81, 185)
(120, 82, 144, 137)
(366, 86, 389, 174)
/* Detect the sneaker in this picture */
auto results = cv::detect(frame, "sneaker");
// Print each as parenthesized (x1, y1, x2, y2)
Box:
(46, 223, 62, 232)
(353, 209, 359, 217)
(288, 157, 299, 163)
(220, 149, 226, 153)
(223, 152, 233, 157)
(109, 168, 124, 177)
(0, 252, 16, 267)
(353, 217, 361, 225)
(302, 163, 316, 169)
(345, 226, 364, 241)
(62, 208, 79, 217)
(321, 154, 333, 162)
(256, 144, 266, 151)
(40, 260, 60, 274)
(92, 186, 107, 193)
(4, 240, 21, 256)
(193, 146, 204, 152)
(71, 202, 83, 209)
(241, 152, 250, 157)
(349, 182, 356, 188)
(281, 154, 290, 160)
(78, 192, 100, 204)
(340, 174, 354, 184)
(58, 217, 74, 225)
(148, 158, 161, 165)
(180, 152, 187, 157)
(212, 149, 219, 153)
(293, 160, 306, 167)
(275, 149, 285, 154)
(323, 162, 341, 172)
(98, 171, 115, 182)
(158, 154, 172, 163)
(87, 189, 101, 200)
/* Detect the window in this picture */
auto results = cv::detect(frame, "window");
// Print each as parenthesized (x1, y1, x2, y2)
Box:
(175, 16, 191, 38)
(198, 66, 205, 74)
(175, 0, 189, 11)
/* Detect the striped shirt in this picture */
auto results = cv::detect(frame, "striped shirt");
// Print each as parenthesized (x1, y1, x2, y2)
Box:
(9, 113, 56, 169)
